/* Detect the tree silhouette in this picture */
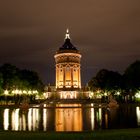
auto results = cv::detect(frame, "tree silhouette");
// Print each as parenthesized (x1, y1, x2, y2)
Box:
(123, 60, 140, 91)
(88, 69, 122, 92)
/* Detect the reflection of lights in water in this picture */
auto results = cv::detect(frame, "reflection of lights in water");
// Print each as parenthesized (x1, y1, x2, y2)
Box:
(43, 109, 47, 131)
(28, 108, 32, 131)
(96, 108, 102, 126)
(36, 109, 39, 130)
(22, 114, 26, 131)
(33, 109, 36, 130)
(28, 108, 39, 131)
(91, 108, 94, 130)
(3, 109, 9, 130)
(18, 113, 26, 131)
(105, 111, 108, 128)
(136, 107, 140, 125)
(55, 104, 82, 131)
(5, 109, 27, 131)
(12, 109, 19, 131)
(99, 108, 102, 125)
(56, 104, 81, 107)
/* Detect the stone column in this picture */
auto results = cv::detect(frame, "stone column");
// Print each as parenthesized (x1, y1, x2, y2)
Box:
(78, 65, 81, 88)
(56, 65, 59, 88)
(71, 66, 73, 88)
(63, 65, 66, 88)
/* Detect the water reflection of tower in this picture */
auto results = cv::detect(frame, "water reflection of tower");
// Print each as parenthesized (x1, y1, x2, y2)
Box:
(55, 104, 82, 131)
(54, 29, 82, 99)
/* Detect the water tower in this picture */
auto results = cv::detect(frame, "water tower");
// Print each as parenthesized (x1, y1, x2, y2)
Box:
(54, 29, 82, 99)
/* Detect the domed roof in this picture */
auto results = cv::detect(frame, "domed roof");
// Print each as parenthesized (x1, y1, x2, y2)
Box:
(59, 38, 77, 51)
(57, 29, 79, 53)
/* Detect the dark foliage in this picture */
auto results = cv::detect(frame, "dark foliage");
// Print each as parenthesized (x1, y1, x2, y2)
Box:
(123, 60, 140, 91)
(88, 69, 122, 91)
(0, 63, 44, 94)
(88, 60, 140, 93)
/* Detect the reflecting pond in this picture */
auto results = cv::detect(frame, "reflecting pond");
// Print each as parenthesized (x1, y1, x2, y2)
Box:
(0, 104, 140, 131)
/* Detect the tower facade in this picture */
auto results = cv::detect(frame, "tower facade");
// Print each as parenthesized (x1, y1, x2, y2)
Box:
(54, 29, 82, 99)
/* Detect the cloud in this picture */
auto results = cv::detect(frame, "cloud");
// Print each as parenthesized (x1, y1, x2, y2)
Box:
(0, 0, 140, 84)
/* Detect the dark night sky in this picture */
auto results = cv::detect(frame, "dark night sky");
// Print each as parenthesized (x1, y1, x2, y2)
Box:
(0, 0, 140, 85)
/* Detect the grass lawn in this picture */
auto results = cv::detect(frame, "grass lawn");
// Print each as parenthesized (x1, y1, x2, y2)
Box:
(0, 128, 140, 140)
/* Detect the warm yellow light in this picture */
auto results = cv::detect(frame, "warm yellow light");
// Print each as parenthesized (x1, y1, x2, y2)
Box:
(116, 91, 120, 96)
(12, 90, 15, 94)
(23, 90, 27, 94)
(97, 90, 100, 94)
(55, 105, 82, 131)
(43, 108, 47, 131)
(136, 107, 140, 125)
(12, 109, 19, 131)
(104, 92, 107, 96)
(28, 90, 32, 94)
(43, 92, 49, 98)
(4, 90, 9, 95)
(15, 89, 19, 94)
(91, 108, 94, 130)
(3, 109, 9, 130)
(135, 92, 140, 98)
(33, 90, 38, 94)
(65, 28, 70, 39)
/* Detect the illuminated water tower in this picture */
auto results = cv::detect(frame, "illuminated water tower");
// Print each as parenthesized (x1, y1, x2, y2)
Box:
(54, 29, 82, 99)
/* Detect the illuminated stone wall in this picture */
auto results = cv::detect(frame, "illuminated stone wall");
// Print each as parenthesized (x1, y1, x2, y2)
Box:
(55, 53, 81, 89)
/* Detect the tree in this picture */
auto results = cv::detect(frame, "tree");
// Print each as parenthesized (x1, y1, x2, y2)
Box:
(88, 69, 122, 92)
(0, 72, 3, 94)
(123, 60, 140, 91)
(0, 63, 20, 90)
(19, 69, 44, 92)
(0, 63, 44, 92)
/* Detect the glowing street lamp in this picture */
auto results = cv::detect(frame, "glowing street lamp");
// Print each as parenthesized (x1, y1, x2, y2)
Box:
(135, 91, 140, 98)
(4, 90, 9, 95)
(104, 92, 107, 96)
(28, 90, 32, 95)
(18, 90, 22, 94)
(12, 90, 15, 94)
(23, 90, 27, 94)
(33, 90, 38, 94)
(116, 91, 120, 96)
(15, 89, 19, 94)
